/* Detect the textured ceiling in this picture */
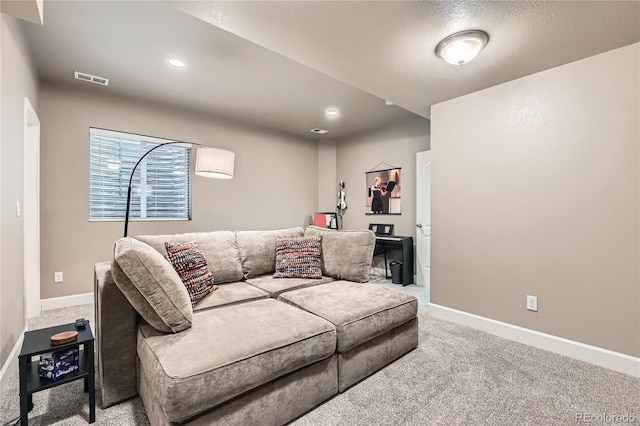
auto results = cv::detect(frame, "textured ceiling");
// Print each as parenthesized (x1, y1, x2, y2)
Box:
(21, 1, 640, 138)
(168, 0, 640, 119)
(21, 1, 421, 140)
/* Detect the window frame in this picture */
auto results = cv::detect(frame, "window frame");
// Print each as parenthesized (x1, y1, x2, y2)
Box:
(89, 127, 193, 223)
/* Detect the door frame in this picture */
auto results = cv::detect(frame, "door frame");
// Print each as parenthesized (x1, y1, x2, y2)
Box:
(416, 150, 431, 297)
(24, 97, 41, 320)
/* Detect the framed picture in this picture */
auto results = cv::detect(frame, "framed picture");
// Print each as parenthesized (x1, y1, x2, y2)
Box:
(365, 168, 401, 215)
(312, 212, 338, 229)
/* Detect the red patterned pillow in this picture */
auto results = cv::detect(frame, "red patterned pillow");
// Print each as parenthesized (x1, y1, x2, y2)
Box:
(273, 236, 322, 279)
(165, 241, 218, 306)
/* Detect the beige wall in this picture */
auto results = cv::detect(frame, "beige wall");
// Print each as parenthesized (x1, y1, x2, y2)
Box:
(0, 15, 38, 365)
(336, 116, 430, 238)
(39, 82, 319, 299)
(431, 43, 639, 357)
(318, 139, 337, 213)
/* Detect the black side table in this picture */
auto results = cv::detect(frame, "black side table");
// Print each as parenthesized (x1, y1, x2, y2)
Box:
(18, 322, 95, 425)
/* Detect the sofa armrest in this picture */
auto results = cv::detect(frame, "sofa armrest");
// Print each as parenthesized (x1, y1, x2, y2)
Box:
(94, 261, 138, 407)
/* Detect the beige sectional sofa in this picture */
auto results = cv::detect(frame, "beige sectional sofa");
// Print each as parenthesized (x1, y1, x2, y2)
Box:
(94, 226, 418, 425)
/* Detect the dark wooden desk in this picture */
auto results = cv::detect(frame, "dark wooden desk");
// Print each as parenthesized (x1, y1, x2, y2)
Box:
(19, 322, 95, 425)
(375, 235, 414, 286)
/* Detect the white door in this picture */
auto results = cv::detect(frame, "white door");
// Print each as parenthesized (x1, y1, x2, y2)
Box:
(24, 98, 41, 319)
(416, 151, 431, 300)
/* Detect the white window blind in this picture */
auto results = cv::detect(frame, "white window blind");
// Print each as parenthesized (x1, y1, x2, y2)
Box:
(89, 128, 191, 221)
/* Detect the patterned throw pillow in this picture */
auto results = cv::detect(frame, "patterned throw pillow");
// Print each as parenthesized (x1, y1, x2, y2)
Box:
(273, 236, 322, 279)
(165, 241, 218, 306)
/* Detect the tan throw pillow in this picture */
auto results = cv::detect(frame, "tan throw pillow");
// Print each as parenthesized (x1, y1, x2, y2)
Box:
(165, 241, 218, 306)
(112, 237, 193, 333)
(304, 226, 376, 282)
(273, 236, 322, 279)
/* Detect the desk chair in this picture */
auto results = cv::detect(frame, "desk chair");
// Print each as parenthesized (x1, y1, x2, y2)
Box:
(369, 224, 394, 278)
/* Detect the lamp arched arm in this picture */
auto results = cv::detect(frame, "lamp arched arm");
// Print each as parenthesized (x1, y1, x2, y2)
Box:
(124, 141, 201, 237)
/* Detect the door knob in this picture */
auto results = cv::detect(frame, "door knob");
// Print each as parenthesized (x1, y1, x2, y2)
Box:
(416, 223, 422, 228)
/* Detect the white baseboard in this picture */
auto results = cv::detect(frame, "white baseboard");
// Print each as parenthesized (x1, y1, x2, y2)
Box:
(41, 292, 94, 311)
(427, 303, 640, 378)
(0, 327, 26, 394)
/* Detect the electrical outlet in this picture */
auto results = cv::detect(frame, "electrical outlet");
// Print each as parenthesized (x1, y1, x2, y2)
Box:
(54, 272, 64, 283)
(526, 295, 538, 312)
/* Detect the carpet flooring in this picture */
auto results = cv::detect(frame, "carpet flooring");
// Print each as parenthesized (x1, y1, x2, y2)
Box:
(1, 303, 638, 425)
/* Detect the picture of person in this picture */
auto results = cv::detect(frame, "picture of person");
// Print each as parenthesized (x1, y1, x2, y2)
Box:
(365, 168, 402, 215)
(371, 176, 387, 214)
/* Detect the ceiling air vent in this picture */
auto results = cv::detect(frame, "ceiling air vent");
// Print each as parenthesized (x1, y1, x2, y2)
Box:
(310, 128, 329, 135)
(74, 71, 109, 86)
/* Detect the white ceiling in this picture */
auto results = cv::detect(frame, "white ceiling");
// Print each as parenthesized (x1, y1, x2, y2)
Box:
(21, 0, 420, 140)
(1, 0, 42, 25)
(21, 1, 640, 139)
(169, 0, 640, 119)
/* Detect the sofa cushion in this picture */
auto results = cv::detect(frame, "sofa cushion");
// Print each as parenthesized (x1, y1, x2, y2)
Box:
(304, 226, 375, 283)
(165, 241, 218, 306)
(245, 274, 334, 298)
(136, 298, 336, 423)
(278, 281, 417, 353)
(112, 237, 192, 333)
(193, 281, 269, 312)
(134, 231, 243, 284)
(236, 227, 304, 279)
(273, 236, 322, 279)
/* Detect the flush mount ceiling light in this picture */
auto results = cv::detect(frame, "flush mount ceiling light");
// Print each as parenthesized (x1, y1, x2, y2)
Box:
(435, 30, 489, 65)
(167, 57, 186, 68)
(326, 109, 339, 117)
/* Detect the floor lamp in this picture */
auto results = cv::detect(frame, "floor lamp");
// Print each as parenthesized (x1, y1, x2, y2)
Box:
(123, 144, 234, 237)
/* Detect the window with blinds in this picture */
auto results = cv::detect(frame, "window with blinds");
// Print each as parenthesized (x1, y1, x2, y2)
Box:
(89, 128, 191, 221)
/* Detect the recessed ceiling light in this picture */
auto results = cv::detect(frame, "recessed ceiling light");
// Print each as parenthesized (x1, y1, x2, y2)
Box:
(435, 30, 489, 65)
(167, 58, 186, 68)
(326, 109, 339, 117)
(384, 100, 395, 106)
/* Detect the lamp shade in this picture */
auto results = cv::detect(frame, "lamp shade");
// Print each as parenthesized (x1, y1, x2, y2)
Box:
(195, 147, 235, 179)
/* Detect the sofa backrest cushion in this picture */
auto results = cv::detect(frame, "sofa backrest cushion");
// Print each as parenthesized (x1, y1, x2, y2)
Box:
(112, 237, 193, 333)
(304, 226, 376, 283)
(236, 227, 304, 278)
(133, 231, 243, 284)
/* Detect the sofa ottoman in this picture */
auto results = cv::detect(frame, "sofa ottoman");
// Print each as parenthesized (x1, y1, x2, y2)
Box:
(278, 281, 418, 392)
(137, 298, 338, 424)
